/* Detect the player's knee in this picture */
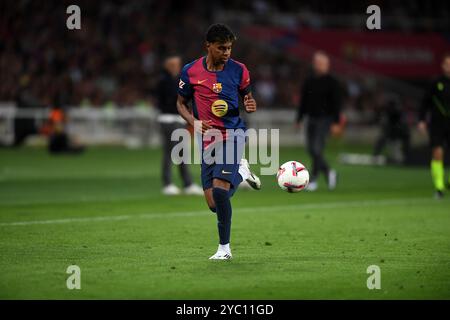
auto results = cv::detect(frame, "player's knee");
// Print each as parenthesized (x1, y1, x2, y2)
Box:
(203, 188, 215, 209)
(212, 188, 230, 223)
(432, 147, 444, 160)
(212, 187, 229, 203)
(213, 178, 231, 190)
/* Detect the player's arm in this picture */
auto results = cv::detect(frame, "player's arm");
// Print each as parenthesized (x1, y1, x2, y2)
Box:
(238, 64, 256, 113)
(176, 95, 212, 134)
(243, 92, 257, 113)
(176, 94, 195, 126)
(418, 81, 433, 133)
(177, 66, 212, 134)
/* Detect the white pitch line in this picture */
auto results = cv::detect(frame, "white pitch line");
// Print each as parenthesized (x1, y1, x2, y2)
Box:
(0, 197, 438, 227)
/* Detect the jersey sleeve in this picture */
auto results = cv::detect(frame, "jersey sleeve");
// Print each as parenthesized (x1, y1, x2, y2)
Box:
(178, 65, 194, 98)
(239, 64, 251, 96)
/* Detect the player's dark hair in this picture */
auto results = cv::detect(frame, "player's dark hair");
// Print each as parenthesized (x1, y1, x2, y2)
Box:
(205, 24, 236, 43)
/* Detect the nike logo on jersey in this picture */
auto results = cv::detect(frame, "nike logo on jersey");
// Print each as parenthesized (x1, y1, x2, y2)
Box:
(198, 79, 208, 84)
(221, 170, 232, 175)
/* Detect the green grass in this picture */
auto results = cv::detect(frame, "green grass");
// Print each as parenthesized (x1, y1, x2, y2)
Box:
(0, 144, 449, 299)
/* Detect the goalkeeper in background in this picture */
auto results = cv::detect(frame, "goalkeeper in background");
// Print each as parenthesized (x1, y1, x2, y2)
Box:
(418, 53, 450, 199)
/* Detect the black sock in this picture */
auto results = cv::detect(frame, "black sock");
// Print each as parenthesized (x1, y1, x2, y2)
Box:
(212, 187, 232, 245)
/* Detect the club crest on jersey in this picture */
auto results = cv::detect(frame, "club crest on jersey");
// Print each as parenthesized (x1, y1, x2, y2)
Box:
(211, 99, 228, 117)
(212, 83, 222, 93)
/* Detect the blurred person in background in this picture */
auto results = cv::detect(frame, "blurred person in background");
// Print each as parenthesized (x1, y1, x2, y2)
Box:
(418, 54, 450, 199)
(295, 51, 343, 191)
(156, 54, 203, 196)
(40, 105, 85, 154)
(13, 76, 39, 146)
(373, 94, 411, 164)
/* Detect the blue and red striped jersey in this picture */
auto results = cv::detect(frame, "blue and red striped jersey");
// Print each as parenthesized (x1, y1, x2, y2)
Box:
(178, 56, 251, 132)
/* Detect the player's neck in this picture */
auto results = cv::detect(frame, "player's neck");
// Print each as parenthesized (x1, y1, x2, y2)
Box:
(205, 55, 225, 72)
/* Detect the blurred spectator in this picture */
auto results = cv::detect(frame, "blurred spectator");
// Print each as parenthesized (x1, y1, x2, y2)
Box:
(41, 105, 85, 154)
(12, 75, 40, 146)
(1, 0, 448, 115)
(295, 51, 343, 191)
(373, 95, 411, 163)
(156, 55, 203, 196)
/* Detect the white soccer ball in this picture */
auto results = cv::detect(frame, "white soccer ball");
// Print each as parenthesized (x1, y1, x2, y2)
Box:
(276, 161, 309, 193)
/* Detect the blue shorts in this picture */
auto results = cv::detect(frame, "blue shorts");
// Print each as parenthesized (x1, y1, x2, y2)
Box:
(199, 130, 246, 191)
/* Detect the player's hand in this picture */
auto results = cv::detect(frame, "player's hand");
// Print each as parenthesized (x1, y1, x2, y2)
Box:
(417, 121, 427, 134)
(244, 95, 257, 113)
(199, 120, 213, 135)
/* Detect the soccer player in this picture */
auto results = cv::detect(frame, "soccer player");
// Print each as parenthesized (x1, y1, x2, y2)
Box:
(418, 53, 450, 199)
(295, 51, 342, 191)
(176, 24, 261, 260)
(156, 54, 203, 196)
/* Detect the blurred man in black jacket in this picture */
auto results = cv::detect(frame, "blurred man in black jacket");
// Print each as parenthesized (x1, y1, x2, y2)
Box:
(156, 55, 203, 195)
(295, 51, 342, 191)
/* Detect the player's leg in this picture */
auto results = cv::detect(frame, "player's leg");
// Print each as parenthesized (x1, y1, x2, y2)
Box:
(307, 118, 335, 190)
(170, 122, 203, 195)
(210, 159, 260, 198)
(203, 188, 216, 213)
(446, 127, 450, 189)
(199, 142, 242, 212)
(209, 135, 244, 260)
(161, 123, 172, 186)
(228, 130, 260, 196)
(161, 122, 203, 195)
(161, 123, 180, 195)
(200, 161, 217, 212)
(429, 124, 445, 199)
(200, 154, 234, 213)
(316, 118, 335, 190)
(431, 146, 444, 199)
(238, 158, 261, 191)
(373, 129, 388, 156)
(447, 153, 450, 189)
(209, 178, 233, 260)
(306, 119, 319, 190)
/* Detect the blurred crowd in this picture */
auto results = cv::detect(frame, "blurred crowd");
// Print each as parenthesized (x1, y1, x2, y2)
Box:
(1, 0, 448, 115)
(1, 0, 208, 108)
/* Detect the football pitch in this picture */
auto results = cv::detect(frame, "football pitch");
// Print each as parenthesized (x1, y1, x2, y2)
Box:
(0, 145, 449, 299)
